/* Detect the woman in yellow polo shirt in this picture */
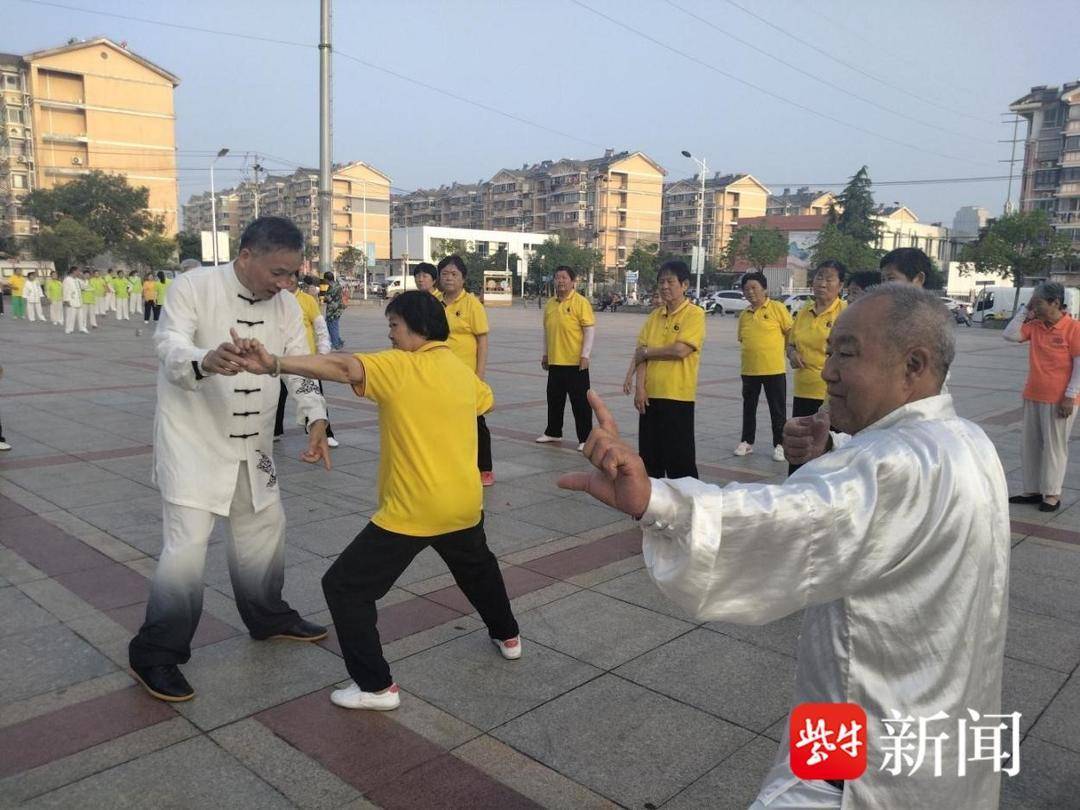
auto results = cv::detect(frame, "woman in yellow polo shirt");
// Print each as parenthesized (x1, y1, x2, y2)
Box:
(232, 291, 520, 711)
(735, 271, 792, 461)
(537, 265, 595, 450)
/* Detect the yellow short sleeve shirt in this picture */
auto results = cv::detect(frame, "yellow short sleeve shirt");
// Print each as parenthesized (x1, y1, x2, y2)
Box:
(790, 297, 846, 399)
(9, 275, 25, 296)
(637, 299, 706, 401)
(295, 290, 321, 353)
(442, 291, 489, 372)
(737, 299, 793, 376)
(355, 343, 494, 536)
(544, 291, 595, 366)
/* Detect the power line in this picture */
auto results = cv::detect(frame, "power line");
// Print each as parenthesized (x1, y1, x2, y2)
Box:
(570, 0, 989, 167)
(663, 0, 992, 145)
(717, 0, 996, 126)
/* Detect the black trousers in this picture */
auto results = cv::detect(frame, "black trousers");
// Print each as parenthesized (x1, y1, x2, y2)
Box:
(638, 398, 697, 479)
(322, 517, 518, 691)
(545, 365, 592, 443)
(477, 415, 492, 472)
(788, 396, 824, 475)
(741, 374, 787, 447)
(275, 380, 335, 438)
(143, 300, 154, 321)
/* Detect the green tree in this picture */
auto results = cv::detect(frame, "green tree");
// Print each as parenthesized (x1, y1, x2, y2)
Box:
(829, 166, 881, 245)
(430, 239, 468, 262)
(530, 238, 603, 294)
(24, 171, 158, 251)
(334, 245, 365, 277)
(810, 223, 881, 272)
(624, 242, 660, 291)
(0, 235, 19, 259)
(118, 232, 176, 271)
(176, 231, 202, 262)
(959, 210, 1076, 288)
(724, 224, 788, 271)
(31, 219, 105, 273)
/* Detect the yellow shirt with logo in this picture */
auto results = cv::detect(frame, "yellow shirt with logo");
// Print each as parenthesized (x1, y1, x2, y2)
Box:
(442, 290, 488, 373)
(355, 342, 494, 536)
(637, 299, 706, 401)
(737, 299, 793, 376)
(544, 291, 595, 366)
(295, 289, 321, 354)
(790, 297, 847, 399)
(9, 275, 25, 296)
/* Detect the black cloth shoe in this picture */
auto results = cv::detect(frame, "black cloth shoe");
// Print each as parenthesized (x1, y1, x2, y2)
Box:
(262, 619, 328, 642)
(131, 664, 195, 702)
(1039, 500, 1062, 513)
(1009, 493, 1043, 504)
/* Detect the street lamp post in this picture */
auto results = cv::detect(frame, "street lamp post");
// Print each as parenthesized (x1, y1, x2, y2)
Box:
(209, 147, 229, 266)
(681, 149, 707, 297)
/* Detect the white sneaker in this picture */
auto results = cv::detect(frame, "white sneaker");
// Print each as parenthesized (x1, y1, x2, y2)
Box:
(330, 682, 401, 710)
(326, 437, 340, 448)
(273, 435, 282, 443)
(773, 444, 786, 462)
(0, 440, 11, 451)
(734, 442, 753, 456)
(535, 434, 560, 443)
(577, 442, 585, 452)
(492, 636, 523, 660)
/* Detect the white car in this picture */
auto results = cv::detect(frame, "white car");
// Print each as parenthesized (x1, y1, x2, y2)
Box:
(708, 290, 752, 314)
(938, 296, 964, 312)
(782, 293, 815, 313)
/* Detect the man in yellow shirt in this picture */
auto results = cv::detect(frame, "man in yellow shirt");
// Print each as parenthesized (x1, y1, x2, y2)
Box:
(537, 265, 595, 450)
(630, 260, 706, 478)
(735, 271, 792, 461)
(233, 291, 520, 711)
(437, 255, 495, 485)
(45, 271, 63, 325)
(8, 269, 25, 319)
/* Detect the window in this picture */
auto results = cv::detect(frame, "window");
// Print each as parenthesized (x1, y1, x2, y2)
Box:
(1034, 168, 1060, 187)
(11, 173, 27, 188)
(1065, 135, 1080, 152)
(1042, 106, 1062, 127)
(5, 107, 23, 124)
(3, 74, 19, 89)
(1062, 167, 1080, 182)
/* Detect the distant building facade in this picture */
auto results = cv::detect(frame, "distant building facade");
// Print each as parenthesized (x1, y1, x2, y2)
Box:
(660, 173, 770, 262)
(766, 186, 838, 217)
(952, 206, 990, 241)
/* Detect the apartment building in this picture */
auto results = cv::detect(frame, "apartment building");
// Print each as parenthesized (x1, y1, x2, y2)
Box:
(766, 186, 838, 217)
(391, 149, 665, 273)
(660, 173, 770, 260)
(873, 205, 957, 265)
(0, 38, 180, 244)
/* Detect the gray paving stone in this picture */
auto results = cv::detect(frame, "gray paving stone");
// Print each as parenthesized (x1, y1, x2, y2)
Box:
(593, 567, 702, 622)
(24, 735, 294, 809)
(392, 629, 601, 730)
(31, 479, 158, 510)
(67, 495, 163, 535)
(705, 610, 804, 658)
(521, 589, 694, 669)
(1000, 737, 1080, 809)
(1009, 567, 1080, 625)
(0, 585, 58, 637)
(0, 624, 115, 704)
(616, 629, 796, 732)
(493, 673, 754, 808)
(172, 635, 344, 731)
(481, 513, 560, 557)
(1011, 538, 1080, 584)
(287, 513, 367, 558)
(664, 736, 779, 809)
(509, 499, 623, 535)
(1028, 669, 1080, 751)
(1006, 607, 1080, 673)
(1003, 656, 1068, 736)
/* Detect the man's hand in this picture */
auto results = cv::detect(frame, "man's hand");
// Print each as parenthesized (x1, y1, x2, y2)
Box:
(782, 409, 830, 466)
(623, 373, 634, 396)
(540, 355, 549, 371)
(558, 391, 650, 517)
(1059, 397, 1076, 419)
(579, 356, 590, 371)
(634, 386, 649, 415)
(201, 338, 247, 376)
(301, 419, 332, 470)
(229, 328, 276, 375)
(787, 347, 806, 369)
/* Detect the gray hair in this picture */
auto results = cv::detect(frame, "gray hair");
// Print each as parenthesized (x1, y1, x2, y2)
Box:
(857, 283, 955, 384)
(1032, 281, 1066, 309)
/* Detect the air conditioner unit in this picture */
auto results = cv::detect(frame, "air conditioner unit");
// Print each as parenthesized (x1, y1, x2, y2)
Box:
(71, 156, 83, 165)
(17, 156, 27, 164)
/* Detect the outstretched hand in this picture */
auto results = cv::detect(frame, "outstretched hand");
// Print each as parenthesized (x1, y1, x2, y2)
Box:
(782, 409, 830, 466)
(557, 391, 651, 518)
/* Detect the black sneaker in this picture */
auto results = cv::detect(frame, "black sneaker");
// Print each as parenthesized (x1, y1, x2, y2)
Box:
(131, 664, 195, 702)
(261, 619, 328, 642)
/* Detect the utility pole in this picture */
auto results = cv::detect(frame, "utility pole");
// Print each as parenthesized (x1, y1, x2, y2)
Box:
(318, 0, 333, 277)
(682, 150, 707, 297)
(999, 114, 1024, 216)
(252, 154, 263, 219)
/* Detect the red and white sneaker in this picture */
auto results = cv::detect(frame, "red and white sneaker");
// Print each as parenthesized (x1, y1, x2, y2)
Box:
(492, 636, 522, 660)
(480, 471, 495, 487)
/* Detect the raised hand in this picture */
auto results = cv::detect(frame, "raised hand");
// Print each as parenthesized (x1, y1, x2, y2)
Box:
(782, 409, 830, 466)
(558, 391, 651, 518)
(229, 328, 276, 375)
(201, 336, 247, 376)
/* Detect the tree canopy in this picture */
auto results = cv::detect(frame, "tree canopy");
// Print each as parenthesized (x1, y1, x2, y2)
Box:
(810, 222, 881, 272)
(959, 210, 1077, 287)
(31, 219, 105, 274)
(723, 224, 788, 271)
(829, 166, 881, 244)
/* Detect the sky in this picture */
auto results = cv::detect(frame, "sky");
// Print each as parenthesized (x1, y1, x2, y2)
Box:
(5, 0, 1078, 225)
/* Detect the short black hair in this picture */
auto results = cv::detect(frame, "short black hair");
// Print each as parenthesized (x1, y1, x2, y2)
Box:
(813, 259, 847, 282)
(740, 271, 768, 290)
(554, 265, 577, 281)
(157, 271, 166, 282)
(385, 290, 450, 341)
(658, 260, 690, 284)
(413, 262, 438, 281)
(239, 216, 304, 255)
(323, 271, 335, 282)
(302, 275, 320, 287)
(847, 269, 882, 291)
(436, 255, 467, 278)
(879, 247, 930, 280)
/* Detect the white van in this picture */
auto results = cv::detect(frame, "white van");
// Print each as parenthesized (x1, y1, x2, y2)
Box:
(384, 274, 418, 299)
(972, 285, 1080, 322)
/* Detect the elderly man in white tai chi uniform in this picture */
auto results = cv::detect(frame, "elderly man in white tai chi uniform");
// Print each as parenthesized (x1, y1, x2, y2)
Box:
(129, 217, 332, 703)
(560, 284, 1011, 809)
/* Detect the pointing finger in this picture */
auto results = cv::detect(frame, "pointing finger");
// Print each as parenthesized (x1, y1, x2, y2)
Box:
(557, 471, 590, 492)
(587, 390, 618, 437)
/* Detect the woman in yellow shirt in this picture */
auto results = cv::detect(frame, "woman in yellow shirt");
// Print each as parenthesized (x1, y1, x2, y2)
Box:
(141, 273, 157, 323)
(232, 291, 520, 712)
(735, 271, 792, 461)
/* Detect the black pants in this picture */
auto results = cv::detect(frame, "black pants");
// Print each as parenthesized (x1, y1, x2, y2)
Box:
(322, 517, 518, 691)
(477, 415, 492, 472)
(275, 380, 334, 438)
(788, 396, 824, 475)
(144, 300, 161, 321)
(545, 365, 592, 443)
(638, 398, 697, 479)
(741, 374, 787, 447)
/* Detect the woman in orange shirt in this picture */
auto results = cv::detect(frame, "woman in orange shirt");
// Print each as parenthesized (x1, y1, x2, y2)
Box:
(141, 273, 158, 324)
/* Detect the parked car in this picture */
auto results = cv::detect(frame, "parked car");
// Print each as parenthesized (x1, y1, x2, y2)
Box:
(781, 293, 815, 313)
(938, 296, 965, 313)
(708, 290, 752, 315)
(383, 275, 417, 299)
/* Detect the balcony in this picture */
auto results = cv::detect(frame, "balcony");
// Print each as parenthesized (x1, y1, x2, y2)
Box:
(1063, 151, 1080, 167)
(1059, 182, 1080, 197)
(1067, 120, 1080, 135)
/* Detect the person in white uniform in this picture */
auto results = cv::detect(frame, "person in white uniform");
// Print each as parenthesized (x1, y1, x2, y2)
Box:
(61, 267, 85, 334)
(129, 217, 332, 703)
(560, 285, 1010, 809)
(22, 271, 44, 322)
